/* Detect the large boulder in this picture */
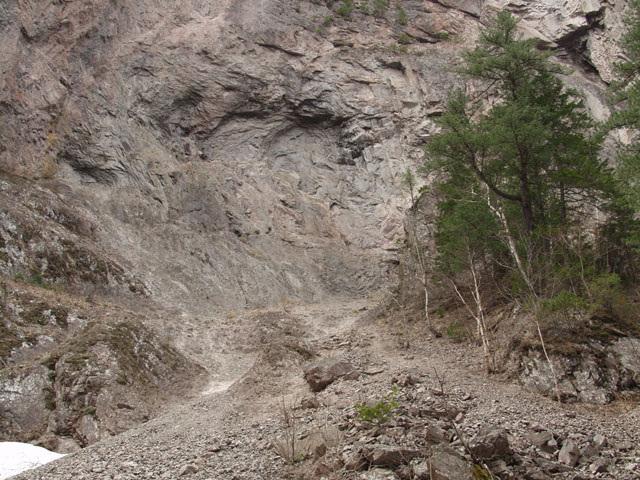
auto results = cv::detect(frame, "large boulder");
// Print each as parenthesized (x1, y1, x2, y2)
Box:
(428, 444, 474, 480)
(303, 357, 359, 392)
(362, 444, 423, 468)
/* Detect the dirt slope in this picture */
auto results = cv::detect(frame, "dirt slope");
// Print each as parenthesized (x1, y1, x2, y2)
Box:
(13, 295, 640, 480)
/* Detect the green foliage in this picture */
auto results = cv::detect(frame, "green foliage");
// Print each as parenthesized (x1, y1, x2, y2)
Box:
(421, 10, 637, 338)
(355, 387, 399, 424)
(322, 14, 333, 26)
(445, 321, 468, 342)
(433, 12, 612, 237)
(13, 273, 24, 282)
(438, 31, 450, 40)
(397, 32, 412, 44)
(395, 5, 407, 25)
(391, 43, 408, 53)
(605, 0, 640, 254)
(587, 273, 631, 319)
(540, 290, 588, 317)
(431, 164, 506, 277)
(31, 272, 43, 285)
(372, 0, 387, 17)
(337, 0, 354, 19)
(402, 167, 416, 203)
(358, 1, 369, 13)
(295, 4, 301, 12)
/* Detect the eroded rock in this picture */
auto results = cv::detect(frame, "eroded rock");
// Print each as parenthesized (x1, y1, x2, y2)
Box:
(303, 357, 358, 392)
(428, 444, 474, 480)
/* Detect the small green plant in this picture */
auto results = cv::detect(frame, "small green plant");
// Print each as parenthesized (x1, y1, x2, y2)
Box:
(295, 4, 301, 12)
(355, 387, 399, 425)
(337, 0, 354, 18)
(390, 43, 408, 53)
(323, 14, 333, 26)
(438, 31, 450, 40)
(358, 1, 369, 13)
(398, 32, 412, 44)
(372, 0, 387, 17)
(31, 272, 44, 285)
(540, 290, 587, 316)
(395, 5, 407, 25)
(445, 321, 468, 343)
(13, 273, 24, 282)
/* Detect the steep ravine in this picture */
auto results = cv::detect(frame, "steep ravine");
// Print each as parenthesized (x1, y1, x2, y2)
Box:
(1, 0, 639, 472)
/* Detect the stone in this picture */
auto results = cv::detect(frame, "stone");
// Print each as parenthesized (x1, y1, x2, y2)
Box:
(591, 434, 607, 451)
(303, 358, 358, 392)
(526, 430, 557, 454)
(437, 0, 484, 17)
(412, 460, 430, 480)
(299, 394, 320, 409)
(343, 450, 366, 471)
(359, 468, 399, 480)
(362, 444, 422, 468)
(589, 458, 609, 473)
(426, 424, 448, 444)
(558, 439, 581, 467)
(470, 426, 511, 460)
(178, 465, 199, 476)
(428, 444, 474, 480)
(524, 470, 552, 480)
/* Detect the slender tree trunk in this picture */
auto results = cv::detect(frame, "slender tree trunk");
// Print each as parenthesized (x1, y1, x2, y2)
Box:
(486, 192, 561, 401)
(520, 172, 535, 236)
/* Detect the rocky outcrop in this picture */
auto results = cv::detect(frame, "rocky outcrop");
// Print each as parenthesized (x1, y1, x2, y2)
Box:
(518, 337, 640, 404)
(0, 1, 629, 307)
(0, 279, 203, 450)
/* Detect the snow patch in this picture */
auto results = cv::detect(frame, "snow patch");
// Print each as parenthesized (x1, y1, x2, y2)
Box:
(0, 442, 65, 480)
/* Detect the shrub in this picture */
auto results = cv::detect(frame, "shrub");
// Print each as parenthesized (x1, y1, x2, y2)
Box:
(323, 14, 333, 26)
(337, 0, 354, 19)
(396, 5, 407, 25)
(445, 321, 468, 342)
(372, 0, 387, 17)
(355, 387, 398, 425)
(398, 32, 412, 44)
(391, 43, 408, 53)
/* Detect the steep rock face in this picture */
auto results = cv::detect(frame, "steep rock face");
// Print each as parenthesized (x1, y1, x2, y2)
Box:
(3, 0, 466, 310)
(0, 0, 625, 311)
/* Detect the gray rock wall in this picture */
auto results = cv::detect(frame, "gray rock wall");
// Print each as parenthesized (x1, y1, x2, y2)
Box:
(1, 0, 627, 311)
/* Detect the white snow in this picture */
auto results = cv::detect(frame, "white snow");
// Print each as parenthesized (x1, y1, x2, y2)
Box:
(0, 442, 65, 480)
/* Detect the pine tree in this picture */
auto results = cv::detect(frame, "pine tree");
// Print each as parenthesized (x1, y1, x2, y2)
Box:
(426, 11, 611, 240)
(609, 0, 640, 209)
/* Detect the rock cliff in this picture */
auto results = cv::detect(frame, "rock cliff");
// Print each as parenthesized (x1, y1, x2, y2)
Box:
(0, 0, 635, 448)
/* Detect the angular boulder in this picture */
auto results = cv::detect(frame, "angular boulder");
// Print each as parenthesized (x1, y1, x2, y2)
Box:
(362, 444, 422, 468)
(428, 444, 474, 480)
(303, 357, 358, 392)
